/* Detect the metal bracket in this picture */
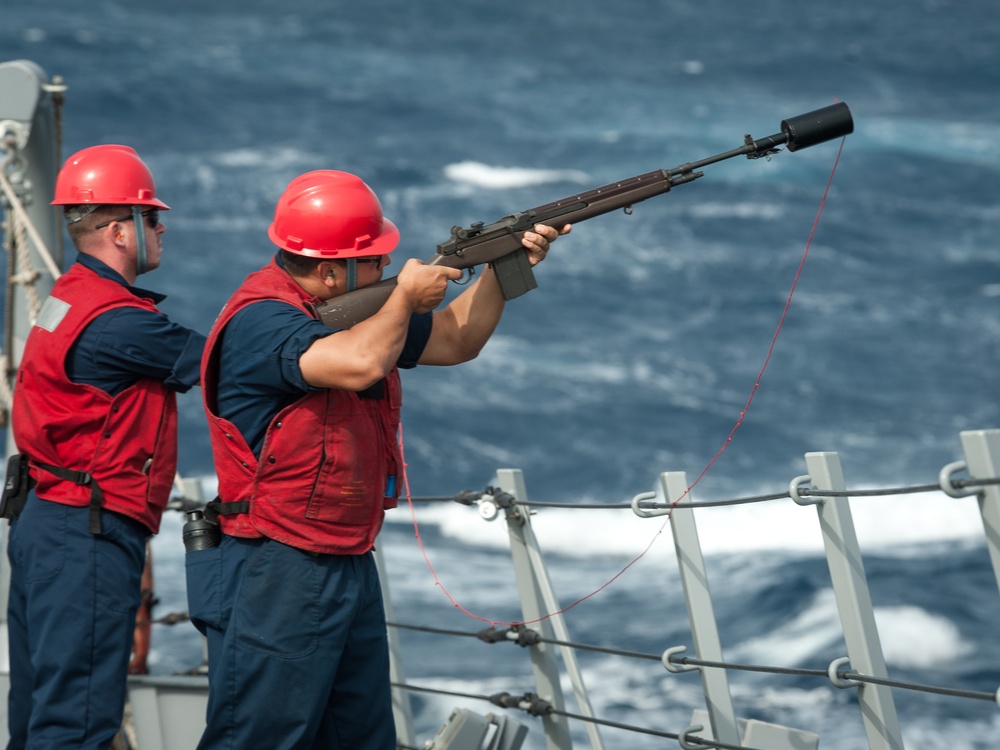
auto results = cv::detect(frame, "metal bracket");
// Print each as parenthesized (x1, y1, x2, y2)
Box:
(789, 474, 823, 506)
(661, 645, 699, 673)
(678, 724, 711, 750)
(938, 459, 979, 498)
(827, 656, 858, 689)
(478, 487, 521, 523)
(1, 119, 30, 154)
(631, 490, 670, 518)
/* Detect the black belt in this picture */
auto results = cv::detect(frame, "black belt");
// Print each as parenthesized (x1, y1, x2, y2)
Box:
(203, 497, 249, 524)
(35, 462, 105, 534)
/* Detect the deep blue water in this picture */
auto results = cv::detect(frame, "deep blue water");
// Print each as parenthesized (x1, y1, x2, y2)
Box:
(3, 0, 1000, 747)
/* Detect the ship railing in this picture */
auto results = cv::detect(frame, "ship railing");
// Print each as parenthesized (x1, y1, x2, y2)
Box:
(131, 428, 1000, 750)
(376, 428, 1000, 750)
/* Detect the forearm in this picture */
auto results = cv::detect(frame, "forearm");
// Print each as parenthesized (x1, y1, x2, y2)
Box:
(300, 284, 417, 390)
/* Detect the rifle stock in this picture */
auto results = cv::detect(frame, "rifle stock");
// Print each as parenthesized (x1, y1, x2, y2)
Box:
(315, 102, 852, 329)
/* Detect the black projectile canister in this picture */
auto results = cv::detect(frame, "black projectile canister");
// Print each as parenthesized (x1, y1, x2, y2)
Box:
(781, 102, 854, 151)
(182, 509, 220, 551)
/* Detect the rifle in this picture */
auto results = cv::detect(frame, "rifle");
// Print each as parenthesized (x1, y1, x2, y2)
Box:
(315, 102, 853, 329)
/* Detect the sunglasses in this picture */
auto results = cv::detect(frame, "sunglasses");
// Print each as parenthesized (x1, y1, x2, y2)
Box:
(95, 208, 160, 230)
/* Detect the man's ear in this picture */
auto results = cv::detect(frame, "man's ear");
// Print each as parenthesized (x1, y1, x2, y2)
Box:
(318, 261, 338, 286)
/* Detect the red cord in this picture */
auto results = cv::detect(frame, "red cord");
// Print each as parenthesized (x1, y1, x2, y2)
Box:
(669, 132, 848, 510)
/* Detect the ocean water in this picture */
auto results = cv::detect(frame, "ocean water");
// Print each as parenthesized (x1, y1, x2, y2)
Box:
(3, 0, 999, 747)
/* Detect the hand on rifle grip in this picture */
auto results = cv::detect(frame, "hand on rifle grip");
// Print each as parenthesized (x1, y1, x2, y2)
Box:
(396, 258, 463, 313)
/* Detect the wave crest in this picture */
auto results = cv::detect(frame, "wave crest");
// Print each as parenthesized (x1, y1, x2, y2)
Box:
(443, 160, 589, 189)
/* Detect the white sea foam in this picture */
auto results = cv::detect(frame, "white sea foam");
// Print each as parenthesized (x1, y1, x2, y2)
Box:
(730, 589, 972, 669)
(874, 605, 973, 668)
(210, 146, 313, 169)
(385, 496, 675, 562)
(686, 202, 786, 220)
(730, 588, 845, 665)
(443, 161, 590, 190)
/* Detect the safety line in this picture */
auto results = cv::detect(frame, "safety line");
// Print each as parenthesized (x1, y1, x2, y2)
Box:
(386, 620, 1000, 706)
(405, 475, 999, 509)
(392, 681, 767, 748)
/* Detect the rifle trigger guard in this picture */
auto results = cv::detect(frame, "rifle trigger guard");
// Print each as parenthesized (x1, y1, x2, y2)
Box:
(452, 267, 475, 286)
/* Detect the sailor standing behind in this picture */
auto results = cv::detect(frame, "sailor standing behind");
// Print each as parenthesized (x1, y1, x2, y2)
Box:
(4, 145, 206, 749)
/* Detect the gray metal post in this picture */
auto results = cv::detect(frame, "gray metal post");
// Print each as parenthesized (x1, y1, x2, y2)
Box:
(957, 430, 1000, 595)
(659, 471, 741, 747)
(494, 469, 604, 750)
(494, 469, 575, 750)
(373, 542, 416, 747)
(801, 452, 903, 750)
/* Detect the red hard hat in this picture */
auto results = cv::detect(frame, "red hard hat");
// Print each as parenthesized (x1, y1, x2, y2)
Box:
(51, 145, 170, 209)
(267, 170, 399, 258)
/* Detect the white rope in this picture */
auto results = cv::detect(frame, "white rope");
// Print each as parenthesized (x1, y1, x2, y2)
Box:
(1, 155, 63, 415)
(0, 353, 12, 415)
(0, 168, 62, 279)
(13, 215, 45, 323)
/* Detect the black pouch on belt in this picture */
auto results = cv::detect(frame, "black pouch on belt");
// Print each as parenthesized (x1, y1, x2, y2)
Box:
(0, 453, 32, 520)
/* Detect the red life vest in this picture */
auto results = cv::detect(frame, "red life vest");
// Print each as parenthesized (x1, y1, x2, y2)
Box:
(201, 259, 402, 555)
(11, 263, 179, 533)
